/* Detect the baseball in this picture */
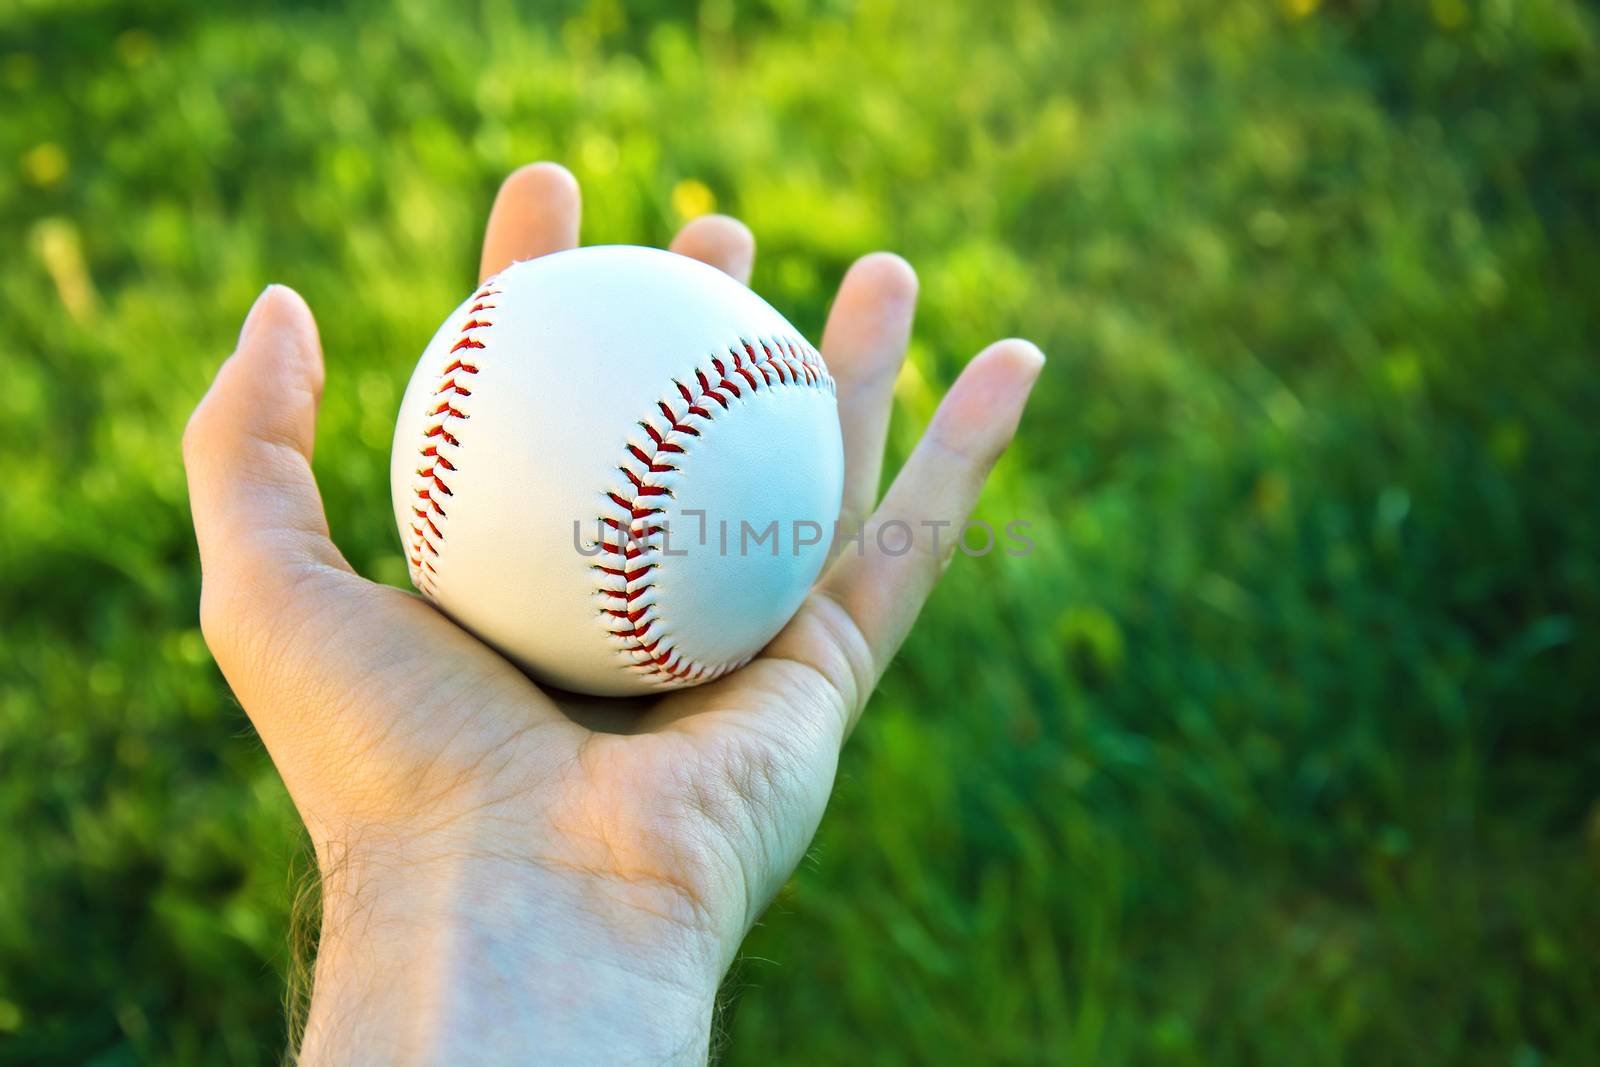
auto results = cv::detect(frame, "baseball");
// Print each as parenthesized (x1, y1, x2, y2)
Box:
(391, 245, 845, 696)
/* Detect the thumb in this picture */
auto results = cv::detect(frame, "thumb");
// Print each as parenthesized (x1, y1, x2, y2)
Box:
(183, 285, 356, 670)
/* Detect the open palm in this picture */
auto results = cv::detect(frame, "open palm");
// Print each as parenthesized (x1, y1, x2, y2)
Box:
(184, 163, 1042, 1061)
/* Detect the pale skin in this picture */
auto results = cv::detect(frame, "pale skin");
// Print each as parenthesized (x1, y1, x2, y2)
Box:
(183, 162, 1044, 1065)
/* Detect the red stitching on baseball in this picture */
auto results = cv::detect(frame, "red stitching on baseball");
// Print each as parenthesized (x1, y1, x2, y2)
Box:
(406, 285, 499, 596)
(595, 335, 834, 685)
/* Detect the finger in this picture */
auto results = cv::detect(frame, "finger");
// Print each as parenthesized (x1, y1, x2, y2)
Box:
(185, 285, 346, 575)
(479, 162, 581, 281)
(668, 214, 755, 284)
(820, 253, 918, 530)
(183, 286, 358, 665)
(820, 338, 1045, 686)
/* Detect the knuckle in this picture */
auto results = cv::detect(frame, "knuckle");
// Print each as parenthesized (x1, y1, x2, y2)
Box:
(808, 593, 875, 716)
(181, 398, 215, 468)
(196, 560, 265, 668)
(195, 546, 311, 676)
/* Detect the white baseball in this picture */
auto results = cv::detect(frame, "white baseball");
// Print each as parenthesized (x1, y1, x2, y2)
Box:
(391, 246, 845, 697)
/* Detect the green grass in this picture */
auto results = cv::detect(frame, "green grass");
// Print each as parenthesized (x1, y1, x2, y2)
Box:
(4, 0, 1600, 1063)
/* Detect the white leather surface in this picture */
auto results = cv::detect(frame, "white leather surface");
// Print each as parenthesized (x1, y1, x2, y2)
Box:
(390, 246, 844, 696)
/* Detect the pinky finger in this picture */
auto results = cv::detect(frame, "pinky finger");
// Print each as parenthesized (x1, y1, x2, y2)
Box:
(818, 339, 1045, 684)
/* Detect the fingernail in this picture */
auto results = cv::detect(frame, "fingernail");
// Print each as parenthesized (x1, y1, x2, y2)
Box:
(1008, 338, 1047, 371)
(238, 284, 280, 344)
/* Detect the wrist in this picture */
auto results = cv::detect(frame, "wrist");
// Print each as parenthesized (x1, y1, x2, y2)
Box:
(299, 847, 723, 1066)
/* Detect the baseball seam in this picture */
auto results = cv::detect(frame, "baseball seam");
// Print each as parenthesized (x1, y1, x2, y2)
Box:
(406, 281, 502, 598)
(596, 335, 835, 686)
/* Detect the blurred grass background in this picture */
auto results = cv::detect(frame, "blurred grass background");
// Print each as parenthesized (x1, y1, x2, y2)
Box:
(3, 0, 1599, 1063)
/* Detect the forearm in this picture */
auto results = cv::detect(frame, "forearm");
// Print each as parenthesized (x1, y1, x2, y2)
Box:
(297, 854, 721, 1066)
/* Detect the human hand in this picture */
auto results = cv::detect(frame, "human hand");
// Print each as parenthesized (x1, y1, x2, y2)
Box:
(183, 162, 1044, 1065)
